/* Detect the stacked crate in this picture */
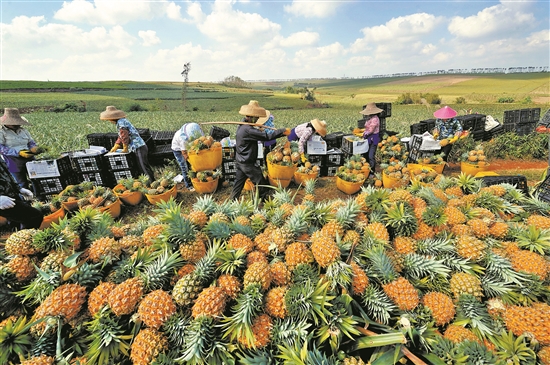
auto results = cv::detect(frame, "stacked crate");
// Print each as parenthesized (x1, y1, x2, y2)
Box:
(503, 108, 541, 135)
(358, 102, 391, 135)
(409, 119, 436, 136)
(103, 152, 138, 186)
(321, 151, 346, 177)
(149, 130, 176, 165)
(63, 149, 110, 187)
(221, 146, 236, 183)
(27, 155, 78, 200)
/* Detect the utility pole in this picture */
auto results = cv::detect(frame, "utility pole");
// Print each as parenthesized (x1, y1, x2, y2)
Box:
(181, 62, 191, 110)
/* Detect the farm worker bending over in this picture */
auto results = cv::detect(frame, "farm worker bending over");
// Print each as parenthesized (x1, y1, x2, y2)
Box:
(100, 106, 155, 183)
(0, 157, 43, 229)
(432, 106, 462, 162)
(361, 102, 383, 177)
(0, 108, 46, 190)
(229, 100, 291, 202)
(171, 122, 204, 192)
(287, 118, 327, 160)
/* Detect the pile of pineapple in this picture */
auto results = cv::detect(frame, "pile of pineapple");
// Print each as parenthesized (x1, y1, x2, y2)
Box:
(295, 160, 321, 175)
(415, 152, 445, 165)
(2, 174, 550, 365)
(378, 134, 409, 163)
(336, 155, 370, 183)
(381, 160, 410, 184)
(186, 134, 222, 153)
(77, 185, 118, 209)
(57, 181, 96, 208)
(146, 172, 176, 196)
(266, 142, 301, 167)
(113, 176, 149, 196)
(408, 166, 439, 184)
(31, 197, 63, 216)
(460, 145, 488, 167)
(188, 169, 222, 183)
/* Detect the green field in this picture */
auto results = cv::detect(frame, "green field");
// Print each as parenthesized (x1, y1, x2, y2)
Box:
(1, 74, 548, 156)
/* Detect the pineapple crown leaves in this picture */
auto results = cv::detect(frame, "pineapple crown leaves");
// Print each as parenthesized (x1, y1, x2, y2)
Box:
(333, 199, 361, 230)
(414, 187, 445, 208)
(162, 312, 191, 349)
(31, 226, 74, 253)
(415, 235, 455, 256)
(284, 280, 335, 326)
(192, 195, 217, 216)
(141, 249, 184, 292)
(215, 247, 247, 276)
(85, 307, 133, 365)
(0, 316, 42, 365)
(454, 172, 482, 194)
(191, 239, 222, 283)
(513, 225, 550, 255)
(454, 294, 496, 339)
(65, 261, 104, 288)
(363, 246, 398, 284)
(360, 284, 397, 325)
(474, 191, 518, 215)
(276, 336, 340, 365)
(501, 275, 550, 306)
(383, 202, 418, 238)
(430, 336, 469, 364)
(480, 273, 515, 299)
(311, 202, 335, 228)
(68, 207, 105, 243)
(291, 263, 320, 284)
(230, 222, 256, 238)
(523, 194, 550, 215)
(482, 251, 529, 286)
(237, 348, 275, 365)
(422, 205, 448, 227)
(270, 317, 312, 349)
(283, 206, 313, 237)
(87, 212, 117, 242)
(440, 253, 485, 276)
(324, 260, 353, 292)
(204, 220, 233, 241)
(220, 284, 264, 344)
(490, 330, 537, 364)
(15, 267, 61, 305)
(176, 315, 222, 364)
(401, 253, 451, 280)
(316, 295, 362, 353)
(158, 206, 197, 248)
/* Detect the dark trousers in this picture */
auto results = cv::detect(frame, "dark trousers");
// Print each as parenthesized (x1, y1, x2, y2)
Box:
(440, 144, 453, 162)
(135, 145, 155, 183)
(1, 199, 44, 229)
(230, 162, 268, 201)
(362, 143, 378, 175)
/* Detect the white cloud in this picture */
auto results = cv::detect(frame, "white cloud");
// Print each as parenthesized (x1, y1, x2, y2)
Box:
(284, 0, 342, 18)
(294, 42, 346, 64)
(54, 0, 184, 25)
(139, 30, 160, 46)
(448, 3, 535, 39)
(279, 31, 319, 47)
(194, 0, 280, 45)
(525, 29, 550, 47)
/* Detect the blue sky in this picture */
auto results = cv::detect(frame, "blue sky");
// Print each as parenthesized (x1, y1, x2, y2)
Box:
(1, 0, 548, 82)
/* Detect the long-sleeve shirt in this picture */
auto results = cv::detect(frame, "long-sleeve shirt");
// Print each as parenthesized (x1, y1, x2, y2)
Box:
(363, 115, 380, 138)
(294, 122, 315, 153)
(114, 118, 145, 152)
(0, 126, 37, 156)
(235, 124, 286, 164)
(434, 118, 463, 139)
(171, 123, 204, 151)
(0, 157, 21, 198)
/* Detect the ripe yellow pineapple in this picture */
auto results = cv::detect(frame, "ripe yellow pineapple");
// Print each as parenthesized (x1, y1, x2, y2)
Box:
(141, 224, 166, 246)
(21, 355, 56, 365)
(509, 249, 549, 280)
(118, 234, 146, 254)
(270, 261, 291, 286)
(411, 196, 427, 220)
(191, 286, 227, 319)
(445, 185, 464, 198)
(284, 242, 314, 271)
(504, 302, 550, 345)
(343, 230, 361, 246)
(5, 255, 36, 282)
(382, 277, 419, 311)
(393, 236, 417, 255)
(466, 218, 490, 239)
(443, 324, 481, 344)
(265, 286, 288, 318)
(350, 261, 369, 295)
(365, 222, 390, 241)
(138, 289, 176, 329)
(34, 283, 87, 322)
(526, 214, 550, 230)
(247, 250, 268, 267)
(107, 277, 144, 316)
(489, 221, 508, 239)
(450, 272, 483, 299)
(455, 235, 487, 261)
(238, 314, 272, 349)
(343, 356, 368, 365)
(4, 229, 39, 256)
(187, 209, 209, 229)
(444, 206, 467, 226)
(180, 238, 207, 264)
(389, 189, 414, 205)
(228, 233, 255, 254)
(412, 221, 435, 240)
(311, 234, 340, 268)
(243, 260, 272, 291)
(451, 223, 473, 236)
(130, 328, 168, 365)
(217, 274, 242, 299)
(422, 292, 456, 326)
(88, 237, 122, 263)
(538, 346, 550, 365)
(88, 281, 116, 316)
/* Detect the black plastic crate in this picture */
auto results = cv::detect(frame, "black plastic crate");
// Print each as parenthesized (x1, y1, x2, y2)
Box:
(63, 150, 106, 173)
(458, 114, 485, 131)
(86, 133, 106, 148)
(379, 117, 386, 133)
(478, 175, 528, 195)
(325, 132, 345, 150)
(222, 147, 235, 160)
(110, 169, 138, 183)
(472, 129, 485, 141)
(410, 121, 431, 135)
(222, 172, 236, 183)
(326, 152, 345, 166)
(503, 110, 520, 125)
(104, 152, 137, 171)
(538, 110, 550, 127)
(516, 122, 536, 136)
(152, 130, 175, 146)
(530, 108, 541, 122)
(31, 175, 79, 198)
(362, 102, 392, 118)
(80, 171, 112, 187)
(320, 165, 339, 177)
(519, 109, 531, 124)
(535, 174, 550, 203)
(406, 135, 440, 163)
(503, 123, 516, 133)
(210, 126, 231, 141)
(149, 144, 174, 166)
(307, 155, 325, 165)
(222, 160, 236, 174)
(484, 124, 505, 140)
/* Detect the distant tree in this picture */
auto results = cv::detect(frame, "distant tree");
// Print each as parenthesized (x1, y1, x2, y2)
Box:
(222, 76, 249, 88)
(181, 62, 191, 109)
(455, 96, 466, 104)
(302, 87, 316, 102)
(284, 86, 296, 94)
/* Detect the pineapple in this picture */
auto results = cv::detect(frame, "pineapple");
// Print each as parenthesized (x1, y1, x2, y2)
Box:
(444, 205, 467, 226)
(243, 260, 272, 291)
(422, 292, 456, 326)
(107, 277, 144, 316)
(4, 229, 39, 256)
(350, 261, 369, 296)
(265, 286, 288, 318)
(393, 236, 417, 255)
(270, 261, 291, 286)
(217, 274, 242, 299)
(179, 235, 207, 264)
(284, 242, 314, 271)
(137, 289, 176, 329)
(526, 214, 550, 229)
(365, 222, 390, 241)
(466, 218, 490, 239)
(311, 233, 340, 268)
(384, 202, 418, 237)
(450, 272, 483, 299)
(4, 255, 36, 282)
(489, 221, 509, 239)
(142, 224, 166, 246)
(88, 237, 122, 263)
(238, 313, 273, 349)
(21, 355, 56, 365)
(34, 283, 87, 323)
(455, 235, 487, 261)
(191, 286, 227, 319)
(504, 302, 550, 345)
(88, 281, 116, 316)
(321, 199, 361, 239)
(227, 233, 255, 254)
(130, 328, 168, 365)
(302, 178, 317, 204)
(443, 324, 481, 344)
(509, 249, 549, 280)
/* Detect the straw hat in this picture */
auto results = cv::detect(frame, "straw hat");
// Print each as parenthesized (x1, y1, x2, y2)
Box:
(310, 118, 327, 137)
(100, 106, 127, 120)
(360, 102, 384, 116)
(433, 106, 457, 119)
(239, 100, 268, 118)
(257, 110, 271, 125)
(0, 108, 30, 125)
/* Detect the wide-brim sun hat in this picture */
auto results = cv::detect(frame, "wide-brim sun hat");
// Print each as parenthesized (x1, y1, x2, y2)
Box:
(239, 100, 268, 118)
(360, 102, 384, 116)
(1, 108, 30, 125)
(311, 118, 327, 137)
(100, 106, 127, 120)
(257, 110, 271, 125)
(433, 106, 457, 119)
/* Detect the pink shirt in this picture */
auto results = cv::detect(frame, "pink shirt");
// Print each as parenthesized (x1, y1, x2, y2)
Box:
(295, 123, 314, 153)
(363, 115, 380, 138)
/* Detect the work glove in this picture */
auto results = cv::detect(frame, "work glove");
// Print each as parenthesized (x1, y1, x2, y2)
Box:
(300, 153, 307, 163)
(122, 144, 129, 153)
(0, 196, 15, 210)
(110, 143, 122, 153)
(20, 188, 34, 201)
(283, 128, 291, 136)
(19, 150, 35, 159)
